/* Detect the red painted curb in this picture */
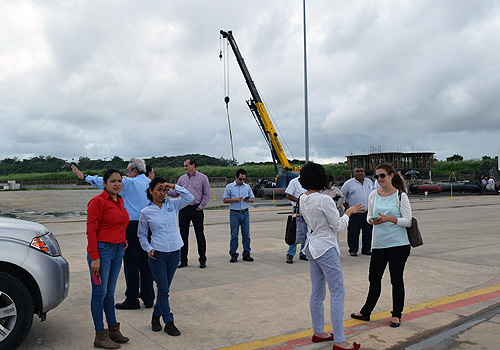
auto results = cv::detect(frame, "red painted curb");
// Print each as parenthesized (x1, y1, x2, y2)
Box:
(256, 289, 500, 350)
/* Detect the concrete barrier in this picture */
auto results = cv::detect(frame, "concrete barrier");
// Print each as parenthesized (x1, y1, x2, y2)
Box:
(0, 181, 21, 190)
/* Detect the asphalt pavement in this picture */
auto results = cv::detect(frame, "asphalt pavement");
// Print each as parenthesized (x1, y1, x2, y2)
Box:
(1, 189, 499, 350)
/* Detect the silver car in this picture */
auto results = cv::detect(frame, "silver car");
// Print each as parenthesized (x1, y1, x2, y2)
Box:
(0, 217, 70, 349)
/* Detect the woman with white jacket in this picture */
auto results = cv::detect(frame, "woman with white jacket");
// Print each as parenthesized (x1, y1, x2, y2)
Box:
(299, 162, 364, 350)
(351, 163, 412, 328)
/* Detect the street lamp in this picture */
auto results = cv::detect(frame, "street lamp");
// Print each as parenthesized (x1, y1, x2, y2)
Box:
(303, 0, 309, 162)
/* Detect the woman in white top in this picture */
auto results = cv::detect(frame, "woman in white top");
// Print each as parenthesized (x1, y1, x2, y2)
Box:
(351, 163, 412, 328)
(299, 162, 364, 350)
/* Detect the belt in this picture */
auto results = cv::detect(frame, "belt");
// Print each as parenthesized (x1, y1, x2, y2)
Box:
(230, 209, 248, 213)
(188, 204, 200, 207)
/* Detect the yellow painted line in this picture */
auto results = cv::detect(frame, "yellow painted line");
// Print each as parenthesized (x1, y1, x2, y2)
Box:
(217, 284, 500, 350)
(401, 283, 500, 316)
(217, 329, 312, 350)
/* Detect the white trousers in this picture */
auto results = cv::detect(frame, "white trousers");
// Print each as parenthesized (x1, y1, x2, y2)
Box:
(305, 246, 346, 343)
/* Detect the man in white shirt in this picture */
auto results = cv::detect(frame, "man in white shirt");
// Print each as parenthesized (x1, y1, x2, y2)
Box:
(341, 167, 374, 256)
(285, 176, 307, 264)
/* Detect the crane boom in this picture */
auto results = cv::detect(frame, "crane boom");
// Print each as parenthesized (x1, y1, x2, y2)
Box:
(221, 30, 296, 173)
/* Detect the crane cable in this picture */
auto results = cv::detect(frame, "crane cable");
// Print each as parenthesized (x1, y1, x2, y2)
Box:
(220, 36, 235, 162)
(220, 35, 293, 163)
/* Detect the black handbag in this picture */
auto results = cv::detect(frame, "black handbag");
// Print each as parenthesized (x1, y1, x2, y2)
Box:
(407, 217, 423, 247)
(285, 214, 297, 245)
(285, 195, 307, 245)
(398, 191, 423, 247)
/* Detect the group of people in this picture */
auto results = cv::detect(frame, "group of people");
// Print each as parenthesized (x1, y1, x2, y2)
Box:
(482, 176, 497, 184)
(75, 157, 255, 348)
(77, 156, 412, 349)
(284, 173, 345, 264)
(295, 162, 413, 350)
(285, 165, 377, 264)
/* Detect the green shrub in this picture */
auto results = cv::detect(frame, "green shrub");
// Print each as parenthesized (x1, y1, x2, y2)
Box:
(433, 160, 477, 175)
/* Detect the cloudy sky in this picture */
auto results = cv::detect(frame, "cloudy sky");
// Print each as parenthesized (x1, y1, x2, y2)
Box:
(1, 0, 499, 164)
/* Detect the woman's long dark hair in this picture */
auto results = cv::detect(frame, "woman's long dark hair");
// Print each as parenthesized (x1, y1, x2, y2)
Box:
(375, 163, 407, 194)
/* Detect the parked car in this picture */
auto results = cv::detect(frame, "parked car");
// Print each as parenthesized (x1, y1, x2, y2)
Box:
(0, 217, 70, 349)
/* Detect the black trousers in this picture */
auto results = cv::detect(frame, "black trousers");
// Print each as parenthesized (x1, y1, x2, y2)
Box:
(178, 205, 206, 264)
(123, 221, 155, 305)
(347, 212, 372, 254)
(360, 244, 411, 319)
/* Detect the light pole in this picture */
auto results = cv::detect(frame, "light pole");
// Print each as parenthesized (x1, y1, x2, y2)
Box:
(303, 0, 309, 162)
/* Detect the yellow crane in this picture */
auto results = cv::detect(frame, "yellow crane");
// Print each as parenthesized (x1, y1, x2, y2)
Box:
(220, 30, 300, 190)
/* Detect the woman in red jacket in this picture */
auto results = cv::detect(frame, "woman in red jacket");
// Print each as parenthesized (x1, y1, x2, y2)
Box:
(87, 169, 129, 349)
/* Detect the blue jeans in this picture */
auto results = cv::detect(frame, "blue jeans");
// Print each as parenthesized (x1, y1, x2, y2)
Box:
(287, 205, 305, 257)
(87, 242, 125, 331)
(287, 242, 306, 257)
(148, 250, 181, 323)
(229, 210, 251, 256)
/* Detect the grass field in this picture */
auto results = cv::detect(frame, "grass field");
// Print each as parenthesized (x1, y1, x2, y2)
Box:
(0, 160, 493, 182)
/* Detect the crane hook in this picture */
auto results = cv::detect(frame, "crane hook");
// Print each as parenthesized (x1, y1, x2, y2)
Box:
(224, 96, 230, 106)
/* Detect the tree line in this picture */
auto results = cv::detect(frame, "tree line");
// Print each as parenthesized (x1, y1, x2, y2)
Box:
(0, 154, 497, 181)
(0, 154, 236, 176)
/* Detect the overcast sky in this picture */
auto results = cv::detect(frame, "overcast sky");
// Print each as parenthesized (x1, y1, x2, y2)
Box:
(1, 0, 499, 165)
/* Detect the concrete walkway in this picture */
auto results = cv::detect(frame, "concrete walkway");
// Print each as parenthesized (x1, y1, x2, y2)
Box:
(1, 190, 499, 349)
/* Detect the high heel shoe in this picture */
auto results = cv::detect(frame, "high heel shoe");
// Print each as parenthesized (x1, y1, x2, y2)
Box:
(390, 318, 401, 328)
(350, 313, 370, 321)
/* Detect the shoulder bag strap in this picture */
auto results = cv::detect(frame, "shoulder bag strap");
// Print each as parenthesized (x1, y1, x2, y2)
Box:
(295, 193, 303, 214)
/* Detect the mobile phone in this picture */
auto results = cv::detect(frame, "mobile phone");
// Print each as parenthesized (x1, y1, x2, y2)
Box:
(92, 273, 102, 285)
(371, 216, 379, 220)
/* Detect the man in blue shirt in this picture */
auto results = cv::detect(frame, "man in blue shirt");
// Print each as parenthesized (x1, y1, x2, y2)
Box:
(72, 158, 154, 309)
(341, 166, 374, 257)
(223, 168, 255, 263)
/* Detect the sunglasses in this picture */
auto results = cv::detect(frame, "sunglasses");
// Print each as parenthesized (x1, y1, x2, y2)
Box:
(237, 178, 246, 181)
(373, 173, 390, 179)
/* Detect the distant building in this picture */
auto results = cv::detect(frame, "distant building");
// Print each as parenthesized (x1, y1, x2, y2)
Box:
(347, 151, 435, 179)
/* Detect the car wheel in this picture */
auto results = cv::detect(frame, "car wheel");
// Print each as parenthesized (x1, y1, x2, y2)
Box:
(0, 272, 34, 350)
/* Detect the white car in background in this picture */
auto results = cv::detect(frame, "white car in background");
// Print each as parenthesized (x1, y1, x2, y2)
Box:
(0, 217, 70, 349)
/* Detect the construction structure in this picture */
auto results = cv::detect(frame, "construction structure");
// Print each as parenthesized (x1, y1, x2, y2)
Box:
(347, 151, 435, 179)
